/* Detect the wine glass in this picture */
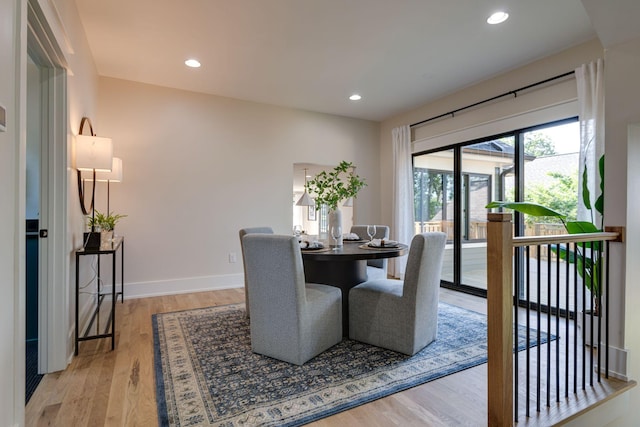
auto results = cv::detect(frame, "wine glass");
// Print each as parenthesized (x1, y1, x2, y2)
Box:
(367, 225, 377, 242)
(331, 225, 342, 250)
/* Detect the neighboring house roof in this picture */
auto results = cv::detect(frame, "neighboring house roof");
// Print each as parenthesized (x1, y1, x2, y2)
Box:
(463, 140, 537, 161)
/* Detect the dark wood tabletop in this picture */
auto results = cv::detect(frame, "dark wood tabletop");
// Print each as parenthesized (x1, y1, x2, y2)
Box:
(300, 240, 408, 261)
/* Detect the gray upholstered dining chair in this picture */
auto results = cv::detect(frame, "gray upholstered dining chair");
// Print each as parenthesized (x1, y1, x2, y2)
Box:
(239, 226, 274, 318)
(348, 232, 447, 355)
(350, 225, 390, 280)
(242, 234, 343, 365)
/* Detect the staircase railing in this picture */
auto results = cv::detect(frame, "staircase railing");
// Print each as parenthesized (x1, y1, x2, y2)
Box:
(486, 213, 623, 425)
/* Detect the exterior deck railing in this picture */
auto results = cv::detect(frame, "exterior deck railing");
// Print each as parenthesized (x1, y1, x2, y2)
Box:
(486, 213, 623, 425)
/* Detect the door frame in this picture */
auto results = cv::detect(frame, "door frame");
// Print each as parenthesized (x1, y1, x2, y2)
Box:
(26, 0, 69, 374)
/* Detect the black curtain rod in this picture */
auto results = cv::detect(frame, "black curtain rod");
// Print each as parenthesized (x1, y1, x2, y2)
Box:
(410, 70, 575, 128)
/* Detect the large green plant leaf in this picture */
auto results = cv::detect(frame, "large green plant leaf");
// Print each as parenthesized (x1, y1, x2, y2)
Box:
(595, 154, 605, 216)
(565, 221, 599, 234)
(485, 201, 566, 220)
(577, 255, 601, 297)
(582, 166, 592, 211)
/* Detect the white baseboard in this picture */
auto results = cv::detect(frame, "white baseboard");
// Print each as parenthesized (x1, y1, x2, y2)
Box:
(599, 345, 628, 381)
(121, 274, 244, 299)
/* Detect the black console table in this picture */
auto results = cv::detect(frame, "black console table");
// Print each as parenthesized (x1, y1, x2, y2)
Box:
(75, 236, 124, 355)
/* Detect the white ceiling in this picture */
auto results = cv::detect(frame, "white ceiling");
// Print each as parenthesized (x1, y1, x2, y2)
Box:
(74, 0, 598, 122)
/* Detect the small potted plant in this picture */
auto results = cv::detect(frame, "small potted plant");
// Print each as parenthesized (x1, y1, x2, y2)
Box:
(88, 211, 127, 245)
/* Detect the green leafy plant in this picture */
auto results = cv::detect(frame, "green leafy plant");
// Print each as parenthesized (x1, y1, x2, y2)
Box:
(486, 155, 605, 315)
(306, 161, 366, 211)
(88, 211, 127, 231)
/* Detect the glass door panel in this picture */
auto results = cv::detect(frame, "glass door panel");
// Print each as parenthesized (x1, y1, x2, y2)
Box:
(521, 122, 580, 311)
(460, 138, 515, 290)
(414, 150, 454, 284)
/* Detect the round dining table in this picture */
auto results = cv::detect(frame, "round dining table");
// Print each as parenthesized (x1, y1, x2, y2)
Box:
(301, 240, 408, 336)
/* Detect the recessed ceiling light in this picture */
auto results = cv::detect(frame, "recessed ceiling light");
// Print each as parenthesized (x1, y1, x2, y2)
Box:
(185, 59, 201, 68)
(487, 11, 509, 25)
(349, 94, 362, 101)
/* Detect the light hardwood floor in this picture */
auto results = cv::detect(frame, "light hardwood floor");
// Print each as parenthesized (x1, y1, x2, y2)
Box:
(25, 288, 632, 426)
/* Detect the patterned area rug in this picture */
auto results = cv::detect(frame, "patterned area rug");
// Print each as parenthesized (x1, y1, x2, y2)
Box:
(153, 302, 548, 426)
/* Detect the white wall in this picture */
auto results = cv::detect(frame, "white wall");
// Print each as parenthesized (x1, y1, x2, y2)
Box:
(96, 77, 380, 297)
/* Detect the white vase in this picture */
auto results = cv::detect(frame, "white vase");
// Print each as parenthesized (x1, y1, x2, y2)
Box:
(100, 230, 114, 246)
(328, 208, 343, 247)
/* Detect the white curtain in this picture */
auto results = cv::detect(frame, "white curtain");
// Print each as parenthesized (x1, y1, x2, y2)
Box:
(391, 125, 415, 278)
(575, 59, 605, 228)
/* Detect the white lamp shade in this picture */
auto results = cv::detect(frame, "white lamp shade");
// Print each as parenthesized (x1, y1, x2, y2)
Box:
(90, 157, 123, 182)
(296, 192, 314, 206)
(75, 134, 113, 172)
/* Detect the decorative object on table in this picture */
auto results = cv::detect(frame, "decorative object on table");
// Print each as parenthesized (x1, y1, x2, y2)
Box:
(367, 238, 399, 248)
(342, 232, 362, 242)
(306, 161, 366, 247)
(82, 230, 101, 250)
(88, 210, 127, 245)
(366, 224, 377, 241)
(299, 240, 324, 250)
(330, 225, 342, 250)
(75, 117, 114, 249)
(153, 302, 552, 426)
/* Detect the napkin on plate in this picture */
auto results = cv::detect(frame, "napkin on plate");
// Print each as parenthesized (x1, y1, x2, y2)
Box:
(369, 238, 399, 247)
(300, 240, 324, 249)
(343, 232, 361, 241)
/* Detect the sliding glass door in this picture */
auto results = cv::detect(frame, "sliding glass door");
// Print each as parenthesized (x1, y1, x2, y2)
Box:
(413, 119, 579, 301)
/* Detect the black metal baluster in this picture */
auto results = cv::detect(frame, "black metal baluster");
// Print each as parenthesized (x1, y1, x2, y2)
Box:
(565, 241, 570, 398)
(536, 245, 541, 412)
(546, 243, 551, 407)
(555, 243, 561, 402)
(589, 241, 595, 387)
(606, 241, 610, 379)
(526, 245, 531, 418)
(514, 246, 520, 423)
(573, 242, 578, 394)
(581, 241, 587, 391)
